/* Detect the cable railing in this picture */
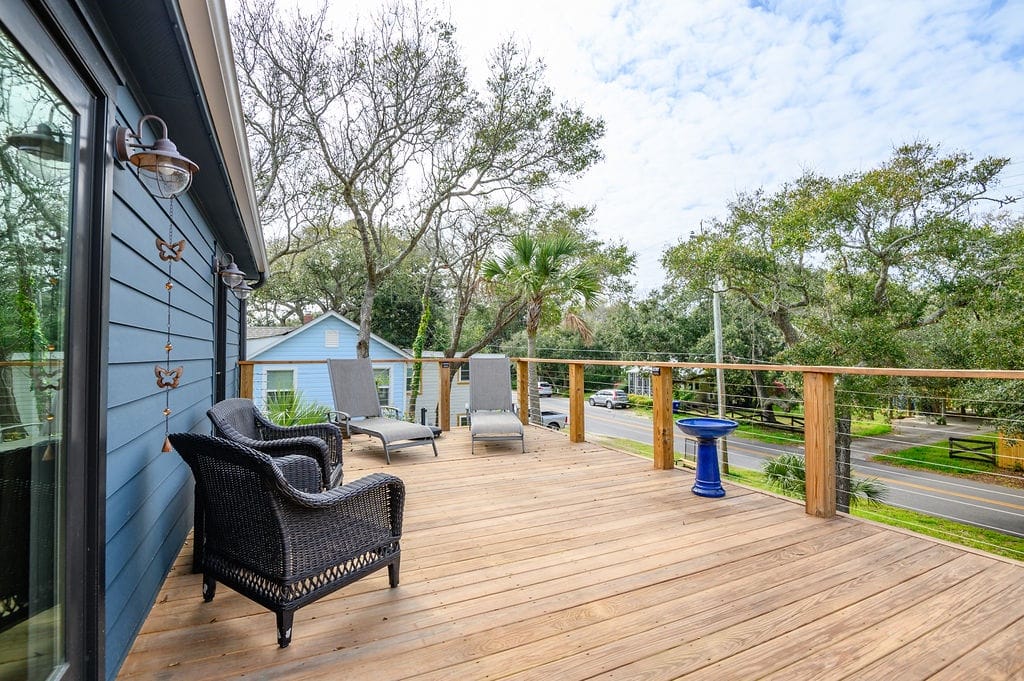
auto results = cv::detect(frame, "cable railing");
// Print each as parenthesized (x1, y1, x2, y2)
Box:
(239, 356, 1024, 557)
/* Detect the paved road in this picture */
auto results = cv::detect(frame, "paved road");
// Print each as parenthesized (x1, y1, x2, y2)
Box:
(543, 397, 1024, 539)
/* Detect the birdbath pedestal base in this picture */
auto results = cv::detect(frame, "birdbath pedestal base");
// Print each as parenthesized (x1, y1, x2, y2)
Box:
(675, 417, 739, 498)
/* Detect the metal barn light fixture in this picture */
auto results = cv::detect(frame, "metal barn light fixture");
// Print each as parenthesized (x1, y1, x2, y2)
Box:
(114, 114, 198, 198)
(213, 253, 252, 299)
(230, 279, 253, 301)
(213, 253, 246, 289)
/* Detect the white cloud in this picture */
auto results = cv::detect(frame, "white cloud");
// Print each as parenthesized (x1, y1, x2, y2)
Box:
(326, 0, 1024, 292)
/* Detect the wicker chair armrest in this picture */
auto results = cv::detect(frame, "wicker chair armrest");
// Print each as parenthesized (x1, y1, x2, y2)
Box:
(278, 472, 405, 540)
(284, 472, 401, 507)
(272, 454, 323, 494)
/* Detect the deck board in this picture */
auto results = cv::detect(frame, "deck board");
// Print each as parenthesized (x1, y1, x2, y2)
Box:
(118, 427, 1024, 680)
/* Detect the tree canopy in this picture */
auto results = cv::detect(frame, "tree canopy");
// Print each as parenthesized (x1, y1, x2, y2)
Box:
(234, 0, 605, 356)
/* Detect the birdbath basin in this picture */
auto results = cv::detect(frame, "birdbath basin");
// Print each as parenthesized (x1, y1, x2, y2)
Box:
(675, 417, 738, 498)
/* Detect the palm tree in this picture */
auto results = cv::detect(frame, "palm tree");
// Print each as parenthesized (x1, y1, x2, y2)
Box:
(481, 232, 600, 425)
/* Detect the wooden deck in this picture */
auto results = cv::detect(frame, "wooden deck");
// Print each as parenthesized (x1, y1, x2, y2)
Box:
(118, 427, 1024, 680)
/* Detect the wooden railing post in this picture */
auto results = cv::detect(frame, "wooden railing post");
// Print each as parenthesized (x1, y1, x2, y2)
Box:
(652, 366, 675, 470)
(239, 361, 253, 399)
(516, 360, 529, 426)
(568, 363, 584, 442)
(804, 371, 836, 518)
(439, 362, 452, 432)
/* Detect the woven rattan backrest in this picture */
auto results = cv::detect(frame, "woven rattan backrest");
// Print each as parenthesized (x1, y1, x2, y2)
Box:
(207, 398, 259, 440)
(326, 358, 382, 418)
(469, 356, 513, 412)
(169, 433, 285, 571)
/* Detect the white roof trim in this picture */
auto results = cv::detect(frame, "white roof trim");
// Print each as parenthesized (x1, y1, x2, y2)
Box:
(248, 312, 412, 358)
(178, 0, 268, 272)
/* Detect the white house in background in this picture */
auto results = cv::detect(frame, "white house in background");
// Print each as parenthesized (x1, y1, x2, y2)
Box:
(246, 312, 411, 413)
(626, 366, 654, 396)
(413, 352, 509, 427)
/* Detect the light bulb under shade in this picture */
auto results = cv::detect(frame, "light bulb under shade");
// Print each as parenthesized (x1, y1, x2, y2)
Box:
(129, 148, 197, 199)
(135, 157, 193, 198)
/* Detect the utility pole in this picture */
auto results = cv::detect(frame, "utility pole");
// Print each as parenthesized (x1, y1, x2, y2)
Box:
(713, 279, 729, 474)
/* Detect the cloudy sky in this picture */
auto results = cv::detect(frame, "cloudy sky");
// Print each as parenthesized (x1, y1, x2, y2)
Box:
(334, 0, 1024, 293)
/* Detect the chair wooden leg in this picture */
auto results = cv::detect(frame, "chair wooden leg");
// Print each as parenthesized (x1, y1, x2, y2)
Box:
(277, 610, 294, 648)
(388, 557, 401, 588)
(202, 574, 216, 602)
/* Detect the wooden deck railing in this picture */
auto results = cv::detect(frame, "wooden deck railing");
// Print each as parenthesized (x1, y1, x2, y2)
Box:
(238, 357, 1024, 521)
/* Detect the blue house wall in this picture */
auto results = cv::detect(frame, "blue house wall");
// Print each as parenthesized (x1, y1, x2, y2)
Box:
(250, 314, 408, 413)
(102, 93, 243, 677)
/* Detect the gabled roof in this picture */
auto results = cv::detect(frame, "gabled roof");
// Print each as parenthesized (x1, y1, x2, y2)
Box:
(247, 311, 410, 359)
(247, 326, 294, 340)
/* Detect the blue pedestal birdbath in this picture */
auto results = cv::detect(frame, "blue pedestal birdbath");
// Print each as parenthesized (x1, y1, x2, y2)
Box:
(675, 417, 738, 498)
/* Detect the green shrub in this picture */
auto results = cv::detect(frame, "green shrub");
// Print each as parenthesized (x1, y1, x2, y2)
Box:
(628, 394, 653, 407)
(265, 390, 329, 426)
(762, 453, 886, 505)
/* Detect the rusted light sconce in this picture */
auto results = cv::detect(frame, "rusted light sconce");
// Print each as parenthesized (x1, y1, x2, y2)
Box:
(213, 253, 252, 299)
(114, 114, 198, 198)
(230, 280, 253, 301)
(213, 253, 245, 288)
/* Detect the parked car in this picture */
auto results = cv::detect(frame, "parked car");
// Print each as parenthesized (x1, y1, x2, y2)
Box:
(537, 381, 553, 397)
(589, 389, 629, 409)
(540, 410, 567, 430)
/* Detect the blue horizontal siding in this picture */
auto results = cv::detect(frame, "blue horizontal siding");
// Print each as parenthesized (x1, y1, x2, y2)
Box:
(104, 95, 223, 681)
(104, 480, 192, 678)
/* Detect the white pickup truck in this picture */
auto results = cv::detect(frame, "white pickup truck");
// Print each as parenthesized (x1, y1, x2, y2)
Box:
(540, 410, 568, 430)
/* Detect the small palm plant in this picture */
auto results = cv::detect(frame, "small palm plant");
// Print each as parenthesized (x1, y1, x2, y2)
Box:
(762, 453, 886, 506)
(265, 390, 329, 427)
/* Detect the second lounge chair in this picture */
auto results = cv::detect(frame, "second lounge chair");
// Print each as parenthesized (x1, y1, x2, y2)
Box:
(468, 355, 525, 454)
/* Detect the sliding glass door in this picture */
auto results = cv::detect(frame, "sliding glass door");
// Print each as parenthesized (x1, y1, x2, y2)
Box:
(0, 24, 76, 681)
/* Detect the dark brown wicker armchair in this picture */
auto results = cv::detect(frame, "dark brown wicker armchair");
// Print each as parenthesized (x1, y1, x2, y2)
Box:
(169, 433, 405, 647)
(207, 398, 343, 488)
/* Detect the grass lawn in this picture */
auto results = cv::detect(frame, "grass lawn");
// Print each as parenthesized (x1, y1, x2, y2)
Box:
(591, 434, 1024, 562)
(721, 463, 1024, 562)
(874, 441, 992, 474)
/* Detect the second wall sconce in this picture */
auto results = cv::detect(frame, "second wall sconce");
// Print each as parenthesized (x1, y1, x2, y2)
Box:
(114, 114, 198, 198)
(213, 253, 252, 300)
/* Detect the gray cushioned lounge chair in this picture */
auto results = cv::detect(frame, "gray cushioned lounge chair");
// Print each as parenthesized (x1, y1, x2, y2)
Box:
(169, 433, 404, 648)
(327, 358, 438, 464)
(468, 355, 524, 454)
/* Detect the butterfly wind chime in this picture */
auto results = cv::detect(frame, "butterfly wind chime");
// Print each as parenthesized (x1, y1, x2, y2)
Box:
(156, 218, 185, 452)
(113, 114, 198, 452)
